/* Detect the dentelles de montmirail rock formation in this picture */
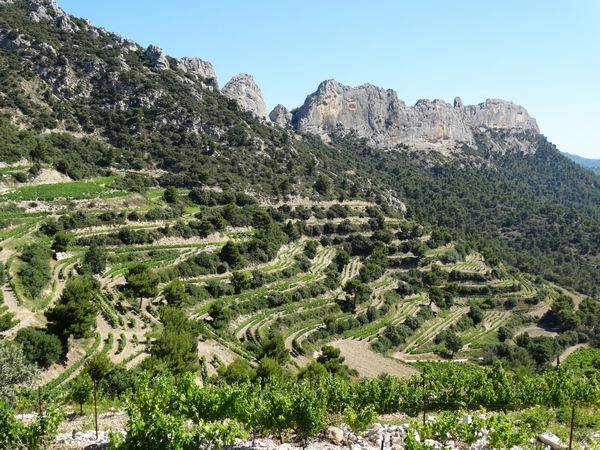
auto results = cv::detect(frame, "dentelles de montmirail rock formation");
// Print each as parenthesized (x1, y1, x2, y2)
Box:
(269, 104, 292, 128)
(222, 74, 270, 122)
(177, 57, 219, 89)
(287, 79, 539, 153)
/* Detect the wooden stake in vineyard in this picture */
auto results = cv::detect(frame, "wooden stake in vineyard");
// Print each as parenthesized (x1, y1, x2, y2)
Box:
(422, 368, 427, 426)
(568, 404, 575, 450)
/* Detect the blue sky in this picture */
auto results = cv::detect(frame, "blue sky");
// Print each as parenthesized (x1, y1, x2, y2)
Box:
(57, 0, 600, 158)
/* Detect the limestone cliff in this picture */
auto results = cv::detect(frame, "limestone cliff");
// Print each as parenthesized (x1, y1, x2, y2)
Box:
(222, 74, 270, 121)
(288, 80, 539, 153)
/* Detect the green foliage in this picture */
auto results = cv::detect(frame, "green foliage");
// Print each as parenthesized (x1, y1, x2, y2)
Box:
(145, 307, 199, 376)
(0, 400, 62, 450)
(15, 327, 62, 369)
(0, 308, 17, 332)
(345, 405, 377, 433)
(0, 340, 40, 405)
(1, 178, 122, 201)
(45, 275, 99, 339)
(217, 358, 256, 384)
(18, 243, 51, 299)
(316, 345, 357, 379)
(207, 301, 234, 329)
(444, 332, 463, 356)
(102, 365, 600, 446)
(163, 186, 179, 204)
(43, 333, 102, 393)
(0, 0, 599, 299)
(125, 263, 159, 300)
(256, 357, 288, 382)
(564, 348, 600, 376)
(314, 175, 332, 196)
(259, 334, 289, 365)
(111, 173, 156, 193)
(343, 278, 371, 308)
(543, 295, 579, 331)
(84, 352, 114, 386)
(497, 326, 514, 342)
(110, 375, 245, 450)
(333, 134, 600, 295)
(231, 270, 251, 294)
(162, 279, 190, 306)
(81, 244, 107, 275)
(51, 231, 73, 252)
(416, 410, 534, 449)
(102, 365, 136, 399)
(219, 241, 245, 270)
(69, 373, 93, 414)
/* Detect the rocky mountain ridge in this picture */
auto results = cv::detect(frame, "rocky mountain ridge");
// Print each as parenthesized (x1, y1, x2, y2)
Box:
(0, 0, 541, 156)
(281, 79, 539, 153)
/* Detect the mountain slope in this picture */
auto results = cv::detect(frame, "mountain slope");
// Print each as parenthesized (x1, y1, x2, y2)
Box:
(0, 0, 598, 295)
(563, 152, 600, 175)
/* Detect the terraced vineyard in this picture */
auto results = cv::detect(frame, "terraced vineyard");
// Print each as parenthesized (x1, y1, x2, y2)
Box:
(0, 167, 573, 382)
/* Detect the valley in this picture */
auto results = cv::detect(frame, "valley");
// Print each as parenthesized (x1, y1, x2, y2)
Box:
(0, 164, 584, 387)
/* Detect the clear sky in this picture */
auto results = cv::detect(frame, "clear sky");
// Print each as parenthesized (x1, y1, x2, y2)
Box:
(56, 0, 600, 158)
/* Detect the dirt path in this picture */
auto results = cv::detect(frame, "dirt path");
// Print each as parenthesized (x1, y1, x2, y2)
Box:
(331, 339, 419, 378)
(519, 323, 557, 338)
(125, 351, 148, 370)
(45, 260, 74, 309)
(556, 343, 589, 367)
(0, 284, 43, 337)
(550, 283, 587, 308)
(197, 339, 237, 376)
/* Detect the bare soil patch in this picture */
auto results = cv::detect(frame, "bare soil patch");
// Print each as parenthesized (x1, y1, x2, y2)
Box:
(331, 339, 419, 378)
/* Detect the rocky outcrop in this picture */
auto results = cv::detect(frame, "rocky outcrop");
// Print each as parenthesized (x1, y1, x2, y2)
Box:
(0, 33, 31, 51)
(26, 0, 79, 32)
(537, 432, 566, 449)
(290, 79, 539, 152)
(144, 44, 169, 70)
(464, 98, 538, 131)
(325, 426, 344, 445)
(113, 35, 140, 53)
(177, 57, 218, 88)
(222, 74, 270, 121)
(269, 104, 292, 128)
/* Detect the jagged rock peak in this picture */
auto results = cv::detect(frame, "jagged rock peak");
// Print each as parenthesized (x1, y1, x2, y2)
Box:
(222, 74, 270, 121)
(291, 79, 539, 151)
(113, 34, 140, 53)
(145, 44, 169, 70)
(269, 104, 292, 128)
(27, 0, 58, 11)
(177, 57, 218, 88)
(25, 0, 78, 32)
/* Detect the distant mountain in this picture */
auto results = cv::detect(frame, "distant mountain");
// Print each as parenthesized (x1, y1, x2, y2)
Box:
(563, 152, 600, 175)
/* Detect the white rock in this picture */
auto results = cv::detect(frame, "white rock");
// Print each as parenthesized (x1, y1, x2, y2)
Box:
(325, 426, 344, 445)
(54, 251, 73, 261)
(538, 432, 566, 449)
(222, 74, 270, 121)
